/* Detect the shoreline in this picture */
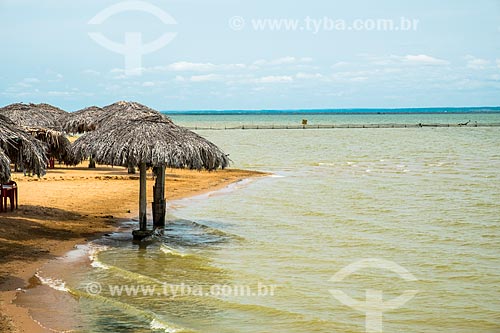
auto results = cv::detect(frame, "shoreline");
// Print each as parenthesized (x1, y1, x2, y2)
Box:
(0, 164, 266, 332)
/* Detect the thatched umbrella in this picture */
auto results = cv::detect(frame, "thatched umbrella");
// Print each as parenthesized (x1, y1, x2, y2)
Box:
(63, 106, 106, 133)
(0, 104, 75, 166)
(0, 103, 67, 131)
(23, 127, 76, 165)
(36, 103, 69, 122)
(64, 101, 160, 134)
(0, 149, 11, 183)
(0, 115, 47, 177)
(99, 101, 161, 127)
(65, 101, 164, 170)
(72, 113, 229, 237)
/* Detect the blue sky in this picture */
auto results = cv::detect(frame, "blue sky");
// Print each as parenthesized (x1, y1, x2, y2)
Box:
(0, 0, 499, 111)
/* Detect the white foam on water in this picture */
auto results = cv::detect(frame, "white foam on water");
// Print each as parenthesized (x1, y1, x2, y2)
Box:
(60, 244, 89, 262)
(35, 272, 69, 292)
(88, 243, 110, 270)
(160, 244, 189, 257)
(31, 317, 75, 333)
(150, 318, 179, 332)
(90, 259, 109, 269)
(269, 173, 285, 177)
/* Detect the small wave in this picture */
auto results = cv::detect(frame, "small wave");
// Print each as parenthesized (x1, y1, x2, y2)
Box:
(88, 244, 110, 270)
(160, 244, 190, 257)
(35, 272, 69, 292)
(163, 218, 239, 247)
(150, 319, 181, 333)
(106, 264, 164, 285)
(317, 162, 336, 167)
(70, 288, 189, 332)
(91, 259, 109, 270)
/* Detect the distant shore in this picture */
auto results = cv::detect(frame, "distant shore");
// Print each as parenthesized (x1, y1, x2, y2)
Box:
(0, 163, 265, 332)
(161, 106, 500, 116)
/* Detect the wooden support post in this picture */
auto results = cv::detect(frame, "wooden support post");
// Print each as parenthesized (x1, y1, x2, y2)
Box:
(127, 164, 136, 174)
(139, 163, 147, 231)
(152, 165, 166, 228)
(88, 155, 96, 169)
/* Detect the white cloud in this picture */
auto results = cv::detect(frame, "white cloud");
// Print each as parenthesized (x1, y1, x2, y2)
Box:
(254, 75, 293, 83)
(403, 54, 449, 66)
(167, 62, 217, 71)
(142, 81, 155, 87)
(83, 69, 101, 76)
(296, 72, 325, 80)
(46, 71, 64, 82)
(47, 91, 72, 96)
(332, 61, 349, 68)
(112, 74, 127, 80)
(348, 76, 369, 82)
(497, 59, 500, 69)
(24, 78, 40, 83)
(16, 82, 32, 88)
(465, 55, 490, 70)
(165, 61, 245, 72)
(359, 54, 449, 66)
(189, 74, 223, 82)
(253, 57, 313, 67)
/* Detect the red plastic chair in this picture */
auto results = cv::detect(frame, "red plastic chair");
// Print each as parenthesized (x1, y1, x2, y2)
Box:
(1, 181, 18, 212)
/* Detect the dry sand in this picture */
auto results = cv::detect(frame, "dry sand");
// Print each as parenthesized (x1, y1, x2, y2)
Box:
(0, 163, 265, 332)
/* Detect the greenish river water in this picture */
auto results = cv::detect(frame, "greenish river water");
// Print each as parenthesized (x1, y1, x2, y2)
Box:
(18, 113, 500, 332)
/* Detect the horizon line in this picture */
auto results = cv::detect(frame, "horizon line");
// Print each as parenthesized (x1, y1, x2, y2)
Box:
(161, 106, 500, 114)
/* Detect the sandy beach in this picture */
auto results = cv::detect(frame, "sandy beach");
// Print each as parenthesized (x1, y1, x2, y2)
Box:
(0, 163, 264, 332)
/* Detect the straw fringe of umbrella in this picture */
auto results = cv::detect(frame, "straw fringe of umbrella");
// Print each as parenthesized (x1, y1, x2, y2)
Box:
(0, 115, 48, 177)
(23, 126, 77, 165)
(0, 103, 77, 164)
(0, 149, 10, 183)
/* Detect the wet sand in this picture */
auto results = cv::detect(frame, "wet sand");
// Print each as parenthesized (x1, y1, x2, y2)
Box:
(0, 163, 264, 332)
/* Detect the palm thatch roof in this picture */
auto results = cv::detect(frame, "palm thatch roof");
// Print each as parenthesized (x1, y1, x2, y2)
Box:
(100, 101, 161, 123)
(63, 106, 105, 133)
(36, 103, 68, 120)
(0, 103, 67, 131)
(0, 149, 11, 183)
(72, 113, 229, 170)
(64, 101, 161, 134)
(23, 126, 77, 165)
(0, 115, 47, 177)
